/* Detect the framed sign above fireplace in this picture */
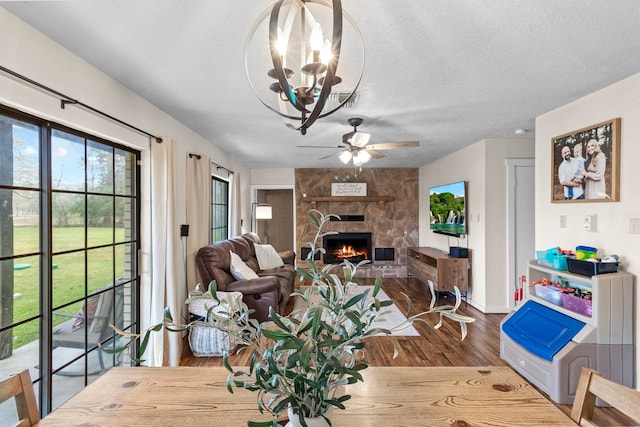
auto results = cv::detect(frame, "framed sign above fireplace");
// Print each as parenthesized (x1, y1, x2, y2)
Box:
(331, 182, 367, 196)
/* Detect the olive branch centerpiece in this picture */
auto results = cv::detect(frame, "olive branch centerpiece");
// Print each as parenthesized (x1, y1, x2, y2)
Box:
(109, 210, 475, 427)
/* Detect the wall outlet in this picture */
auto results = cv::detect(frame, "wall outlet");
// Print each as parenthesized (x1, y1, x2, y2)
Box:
(630, 218, 640, 234)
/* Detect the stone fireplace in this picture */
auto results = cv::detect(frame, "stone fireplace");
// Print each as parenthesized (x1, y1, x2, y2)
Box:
(295, 168, 418, 272)
(323, 232, 372, 264)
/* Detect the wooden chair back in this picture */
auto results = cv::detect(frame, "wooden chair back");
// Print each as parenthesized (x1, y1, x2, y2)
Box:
(0, 369, 40, 427)
(571, 367, 640, 426)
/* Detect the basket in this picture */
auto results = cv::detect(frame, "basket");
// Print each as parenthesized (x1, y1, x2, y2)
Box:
(188, 322, 236, 357)
(187, 291, 242, 357)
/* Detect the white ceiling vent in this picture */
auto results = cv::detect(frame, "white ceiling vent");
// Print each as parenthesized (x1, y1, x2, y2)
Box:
(330, 91, 358, 108)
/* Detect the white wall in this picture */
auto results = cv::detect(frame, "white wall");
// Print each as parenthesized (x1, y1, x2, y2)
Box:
(536, 72, 640, 384)
(251, 168, 295, 185)
(420, 138, 534, 312)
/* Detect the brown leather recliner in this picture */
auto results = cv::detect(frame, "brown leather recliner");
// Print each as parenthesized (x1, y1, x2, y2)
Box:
(196, 233, 296, 323)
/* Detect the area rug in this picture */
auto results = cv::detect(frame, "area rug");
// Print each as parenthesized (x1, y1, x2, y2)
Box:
(292, 286, 420, 336)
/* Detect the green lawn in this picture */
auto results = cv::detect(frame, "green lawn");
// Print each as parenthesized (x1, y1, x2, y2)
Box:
(9, 226, 126, 348)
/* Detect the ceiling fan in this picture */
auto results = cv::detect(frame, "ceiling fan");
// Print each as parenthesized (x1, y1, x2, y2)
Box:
(297, 118, 419, 166)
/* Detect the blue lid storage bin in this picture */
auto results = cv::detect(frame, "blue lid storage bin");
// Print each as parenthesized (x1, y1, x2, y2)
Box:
(501, 300, 585, 361)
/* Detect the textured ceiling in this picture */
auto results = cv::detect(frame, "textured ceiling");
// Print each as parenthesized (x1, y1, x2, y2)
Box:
(2, 1, 640, 168)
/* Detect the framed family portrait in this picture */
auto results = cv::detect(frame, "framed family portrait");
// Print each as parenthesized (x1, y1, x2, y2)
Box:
(551, 118, 620, 203)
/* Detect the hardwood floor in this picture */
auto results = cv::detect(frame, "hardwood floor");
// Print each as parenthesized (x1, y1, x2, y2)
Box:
(180, 277, 635, 426)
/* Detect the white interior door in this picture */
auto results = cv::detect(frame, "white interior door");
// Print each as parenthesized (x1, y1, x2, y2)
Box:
(507, 159, 535, 311)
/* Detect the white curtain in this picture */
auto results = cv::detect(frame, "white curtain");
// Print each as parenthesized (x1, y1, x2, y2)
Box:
(186, 154, 211, 289)
(233, 172, 243, 235)
(141, 137, 184, 366)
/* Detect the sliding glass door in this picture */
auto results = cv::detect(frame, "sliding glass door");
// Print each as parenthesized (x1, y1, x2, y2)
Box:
(0, 106, 140, 419)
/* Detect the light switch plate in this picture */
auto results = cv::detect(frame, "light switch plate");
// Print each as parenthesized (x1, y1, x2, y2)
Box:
(583, 214, 597, 231)
(560, 215, 567, 228)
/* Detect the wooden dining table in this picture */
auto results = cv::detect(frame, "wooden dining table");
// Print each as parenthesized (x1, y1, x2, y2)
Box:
(39, 365, 576, 426)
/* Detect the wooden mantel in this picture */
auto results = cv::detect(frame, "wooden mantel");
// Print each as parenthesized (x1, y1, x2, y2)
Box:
(303, 195, 394, 208)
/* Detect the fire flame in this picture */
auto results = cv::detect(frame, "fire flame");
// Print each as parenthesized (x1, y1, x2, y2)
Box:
(333, 245, 367, 260)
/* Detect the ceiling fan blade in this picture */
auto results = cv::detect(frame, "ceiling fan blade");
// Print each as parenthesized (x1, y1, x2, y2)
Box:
(365, 141, 419, 150)
(297, 145, 346, 149)
(367, 149, 385, 159)
(318, 152, 341, 160)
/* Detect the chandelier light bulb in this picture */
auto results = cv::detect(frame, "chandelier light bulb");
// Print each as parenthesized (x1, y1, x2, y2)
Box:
(276, 28, 288, 57)
(320, 39, 332, 64)
(310, 23, 323, 52)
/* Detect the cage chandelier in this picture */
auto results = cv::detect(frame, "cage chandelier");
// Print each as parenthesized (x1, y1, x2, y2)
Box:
(244, 0, 364, 135)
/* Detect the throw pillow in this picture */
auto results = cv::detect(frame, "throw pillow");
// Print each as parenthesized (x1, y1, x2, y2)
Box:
(188, 290, 243, 320)
(254, 243, 284, 270)
(229, 251, 259, 281)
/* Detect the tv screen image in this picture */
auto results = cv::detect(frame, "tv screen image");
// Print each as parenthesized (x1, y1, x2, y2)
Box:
(429, 181, 466, 236)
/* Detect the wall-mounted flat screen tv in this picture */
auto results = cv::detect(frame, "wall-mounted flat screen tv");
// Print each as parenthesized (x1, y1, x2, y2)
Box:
(429, 181, 467, 236)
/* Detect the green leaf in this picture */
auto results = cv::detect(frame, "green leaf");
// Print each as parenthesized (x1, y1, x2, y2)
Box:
(137, 330, 153, 358)
(162, 307, 174, 323)
(336, 394, 352, 403)
(101, 344, 130, 354)
(377, 300, 393, 308)
(296, 267, 315, 280)
(299, 339, 315, 366)
(261, 329, 294, 340)
(247, 421, 277, 427)
(343, 293, 364, 310)
(269, 307, 291, 332)
(351, 363, 369, 371)
(223, 353, 233, 372)
(344, 311, 364, 332)
(373, 276, 382, 296)
(307, 210, 320, 227)
(297, 317, 314, 335)
(208, 280, 219, 299)
(311, 306, 322, 337)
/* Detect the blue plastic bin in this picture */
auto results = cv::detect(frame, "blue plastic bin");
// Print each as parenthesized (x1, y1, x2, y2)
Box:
(535, 247, 568, 271)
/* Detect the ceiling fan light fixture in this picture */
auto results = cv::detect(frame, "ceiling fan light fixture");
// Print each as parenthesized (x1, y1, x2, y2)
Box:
(350, 131, 370, 147)
(351, 149, 371, 166)
(244, 0, 364, 135)
(355, 149, 371, 164)
(338, 150, 352, 164)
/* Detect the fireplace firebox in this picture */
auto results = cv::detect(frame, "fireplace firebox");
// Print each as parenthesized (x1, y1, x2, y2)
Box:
(322, 232, 372, 264)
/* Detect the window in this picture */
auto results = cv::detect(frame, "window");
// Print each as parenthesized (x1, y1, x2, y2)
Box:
(210, 176, 229, 242)
(0, 106, 140, 419)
